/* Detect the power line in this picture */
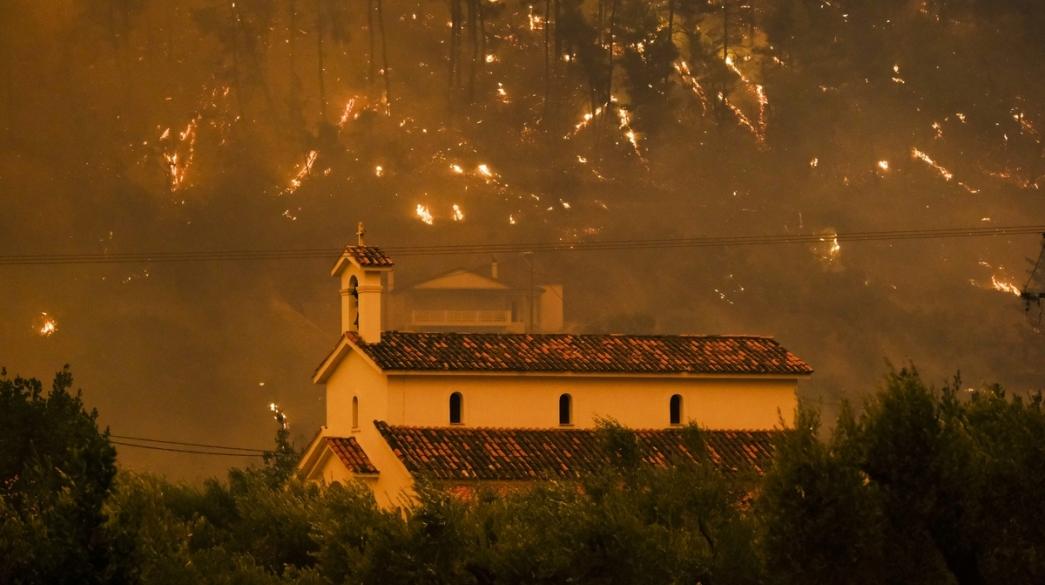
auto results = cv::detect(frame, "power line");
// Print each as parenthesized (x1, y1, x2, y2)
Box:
(1, 225, 1042, 267)
(110, 440, 266, 457)
(109, 433, 268, 453)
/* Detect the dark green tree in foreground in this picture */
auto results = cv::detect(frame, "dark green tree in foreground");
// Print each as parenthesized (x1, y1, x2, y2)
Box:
(759, 366, 1045, 585)
(0, 367, 118, 585)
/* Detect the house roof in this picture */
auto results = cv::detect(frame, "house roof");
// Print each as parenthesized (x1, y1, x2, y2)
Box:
(326, 437, 379, 474)
(374, 421, 778, 480)
(338, 331, 813, 376)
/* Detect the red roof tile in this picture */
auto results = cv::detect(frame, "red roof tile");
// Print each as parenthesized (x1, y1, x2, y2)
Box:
(341, 245, 394, 267)
(349, 331, 812, 376)
(326, 437, 379, 474)
(375, 421, 778, 481)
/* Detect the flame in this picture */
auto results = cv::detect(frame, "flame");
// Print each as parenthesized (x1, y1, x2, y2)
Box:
(809, 157, 819, 168)
(337, 98, 357, 128)
(877, 160, 890, 172)
(527, 6, 543, 31)
(415, 203, 434, 225)
(615, 105, 643, 157)
(162, 116, 200, 191)
(911, 148, 953, 180)
(477, 163, 494, 177)
(755, 84, 768, 135)
(36, 313, 58, 337)
(285, 150, 318, 194)
(451, 203, 464, 221)
(673, 60, 710, 115)
(990, 275, 1022, 296)
(450, 163, 464, 174)
(374, 165, 384, 177)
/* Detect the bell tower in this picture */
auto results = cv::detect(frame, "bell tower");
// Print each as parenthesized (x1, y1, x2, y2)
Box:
(330, 223, 394, 343)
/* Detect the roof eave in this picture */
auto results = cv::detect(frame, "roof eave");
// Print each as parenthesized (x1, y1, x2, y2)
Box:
(382, 369, 812, 379)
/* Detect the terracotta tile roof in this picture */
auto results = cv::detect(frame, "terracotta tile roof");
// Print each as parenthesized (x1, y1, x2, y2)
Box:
(349, 331, 812, 376)
(375, 421, 778, 481)
(326, 437, 379, 474)
(342, 245, 394, 267)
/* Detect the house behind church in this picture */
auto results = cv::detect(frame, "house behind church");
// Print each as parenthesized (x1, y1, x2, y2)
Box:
(298, 238, 813, 508)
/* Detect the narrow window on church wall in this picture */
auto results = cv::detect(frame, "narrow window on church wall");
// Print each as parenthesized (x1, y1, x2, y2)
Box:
(670, 394, 683, 426)
(450, 392, 463, 424)
(352, 396, 359, 429)
(559, 393, 572, 426)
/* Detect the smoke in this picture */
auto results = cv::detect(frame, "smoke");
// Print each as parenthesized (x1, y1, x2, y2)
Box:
(0, 0, 1042, 479)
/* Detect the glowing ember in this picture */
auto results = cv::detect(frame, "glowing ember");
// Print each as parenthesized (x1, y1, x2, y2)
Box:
(673, 61, 710, 115)
(415, 203, 434, 225)
(911, 147, 953, 181)
(931, 121, 943, 139)
(269, 402, 288, 430)
(337, 98, 357, 128)
(35, 313, 58, 337)
(485, 54, 496, 64)
(451, 203, 464, 221)
(755, 84, 768, 135)
(527, 6, 543, 31)
(891, 64, 905, 84)
(508, 214, 517, 225)
(477, 163, 493, 177)
(809, 157, 819, 168)
(813, 229, 842, 266)
(877, 160, 890, 171)
(285, 150, 318, 194)
(450, 163, 465, 174)
(162, 116, 200, 192)
(374, 165, 384, 177)
(718, 91, 762, 144)
(614, 105, 643, 157)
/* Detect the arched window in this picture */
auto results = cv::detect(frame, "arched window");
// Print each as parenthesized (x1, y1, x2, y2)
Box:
(449, 392, 463, 424)
(351, 396, 359, 429)
(670, 394, 683, 426)
(559, 393, 572, 426)
(348, 275, 360, 331)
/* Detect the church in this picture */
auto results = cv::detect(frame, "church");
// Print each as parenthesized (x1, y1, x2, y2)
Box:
(297, 233, 813, 508)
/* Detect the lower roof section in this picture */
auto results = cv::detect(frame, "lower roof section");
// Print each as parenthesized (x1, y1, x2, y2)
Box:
(375, 421, 779, 481)
(326, 436, 379, 474)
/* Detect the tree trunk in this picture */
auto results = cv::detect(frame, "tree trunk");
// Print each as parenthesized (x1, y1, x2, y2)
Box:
(606, 0, 618, 104)
(722, 0, 729, 60)
(377, 0, 392, 112)
(367, 0, 376, 87)
(543, 0, 551, 110)
(467, 0, 478, 102)
(316, 0, 327, 122)
(448, 0, 461, 109)
(667, 0, 675, 42)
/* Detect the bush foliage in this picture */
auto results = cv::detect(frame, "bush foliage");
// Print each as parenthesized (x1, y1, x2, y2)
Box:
(2, 366, 1042, 584)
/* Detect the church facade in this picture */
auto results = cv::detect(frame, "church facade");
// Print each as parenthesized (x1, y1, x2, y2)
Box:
(298, 239, 813, 508)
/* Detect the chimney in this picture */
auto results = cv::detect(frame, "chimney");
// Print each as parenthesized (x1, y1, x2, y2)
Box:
(490, 258, 499, 280)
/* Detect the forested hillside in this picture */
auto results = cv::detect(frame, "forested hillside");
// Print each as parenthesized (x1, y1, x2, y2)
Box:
(0, 0, 1042, 477)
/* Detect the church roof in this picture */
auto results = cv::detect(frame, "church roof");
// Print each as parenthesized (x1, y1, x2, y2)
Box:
(343, 245, 394, 267)
(331, 246, 395, 277)
(326, 437, 379, 474)
(374, 421, 778, 480)
(343, 331, 813, 376)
